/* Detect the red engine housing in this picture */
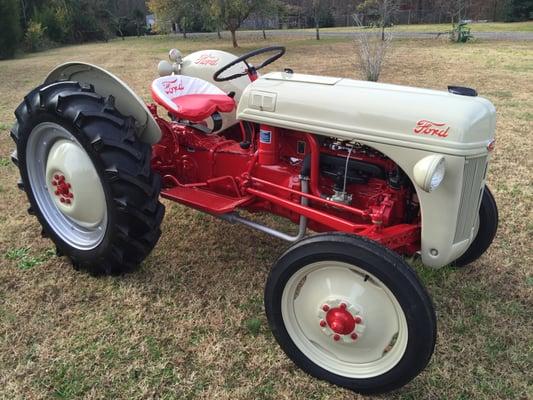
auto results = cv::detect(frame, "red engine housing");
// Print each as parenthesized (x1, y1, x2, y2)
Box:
(150, 105, 420, 255)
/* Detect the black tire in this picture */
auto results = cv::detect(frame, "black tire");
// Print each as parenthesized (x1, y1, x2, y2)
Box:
(12, 81, 164, 275)
(453, 187, 498, 267)
(264, 233, 436, 395)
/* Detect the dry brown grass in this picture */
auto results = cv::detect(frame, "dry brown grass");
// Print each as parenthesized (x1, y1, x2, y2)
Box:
(0, 35, 531, 400)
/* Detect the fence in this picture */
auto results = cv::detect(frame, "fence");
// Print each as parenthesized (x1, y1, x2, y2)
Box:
(240, 9, 501, 31)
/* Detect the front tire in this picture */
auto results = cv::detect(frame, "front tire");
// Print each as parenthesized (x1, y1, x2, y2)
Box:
(12, 81, 164, 275)
(264, 233, 436, 394)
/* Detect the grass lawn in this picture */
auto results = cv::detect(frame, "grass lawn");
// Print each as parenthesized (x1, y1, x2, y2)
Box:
(0, 35, 531, 399)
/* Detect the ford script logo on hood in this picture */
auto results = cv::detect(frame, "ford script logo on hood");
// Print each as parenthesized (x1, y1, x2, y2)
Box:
(413, 120, 450, 138)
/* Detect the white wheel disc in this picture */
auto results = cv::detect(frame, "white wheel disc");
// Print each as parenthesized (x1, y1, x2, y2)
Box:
(281, 261, 408, 379)
(25, 122, 107, 250)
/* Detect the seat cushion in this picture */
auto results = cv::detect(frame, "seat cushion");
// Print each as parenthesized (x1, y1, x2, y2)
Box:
(151, 75, 235, 122)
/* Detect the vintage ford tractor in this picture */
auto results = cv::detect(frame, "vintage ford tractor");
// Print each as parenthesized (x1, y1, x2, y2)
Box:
(11, 46, 498, 394)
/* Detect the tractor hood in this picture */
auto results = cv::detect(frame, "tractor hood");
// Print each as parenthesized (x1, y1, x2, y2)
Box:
(237, 72, 496, 156)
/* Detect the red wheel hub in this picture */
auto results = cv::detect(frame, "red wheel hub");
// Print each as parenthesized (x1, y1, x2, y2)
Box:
(318, 301, 364, 342)
(51, 173, 74, 205)
(325, 304, 356, 335)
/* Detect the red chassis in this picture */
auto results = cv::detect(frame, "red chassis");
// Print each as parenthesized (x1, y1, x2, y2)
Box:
(149, 104, 421, 254)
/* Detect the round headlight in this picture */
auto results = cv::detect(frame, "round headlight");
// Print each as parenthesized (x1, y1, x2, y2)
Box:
(168, 48, 182, 63)
(413, 155, 446, 192)
(157, 60, 173, 77)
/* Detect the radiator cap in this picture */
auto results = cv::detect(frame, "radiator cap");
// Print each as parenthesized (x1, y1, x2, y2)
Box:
(448, 86, 478, 97)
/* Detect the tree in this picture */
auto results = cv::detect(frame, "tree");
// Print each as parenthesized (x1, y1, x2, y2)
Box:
(32, 1, 71, 43)
(311, 0, 321, 40)
(435, 0, 466, 25)
(253, 0, 282, 40)
(357, 0, 400, 41)
(210, 0, 262, 47)
(132, 8, 145, 36)
(149, 0, 196, 38)
(505, 0, 533, 21)
(0, 0, 22, 59)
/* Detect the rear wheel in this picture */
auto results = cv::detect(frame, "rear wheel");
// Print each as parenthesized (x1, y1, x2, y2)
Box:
(12, 81, 164, 275)
(454, 187, 498, 267)
(264, 233, 436, 394)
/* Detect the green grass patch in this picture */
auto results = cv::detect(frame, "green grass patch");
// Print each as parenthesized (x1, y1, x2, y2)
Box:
(5, 246, 55, 270)
(244, 317, 262, 336)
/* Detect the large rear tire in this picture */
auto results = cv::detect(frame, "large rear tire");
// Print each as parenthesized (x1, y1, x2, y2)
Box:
(11, 81, 164, 275)
(264, 233, 436, 394)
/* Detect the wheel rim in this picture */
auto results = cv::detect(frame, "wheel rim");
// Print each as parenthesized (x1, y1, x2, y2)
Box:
(281, 261, 408, 379)
(25, 122, 107, 250)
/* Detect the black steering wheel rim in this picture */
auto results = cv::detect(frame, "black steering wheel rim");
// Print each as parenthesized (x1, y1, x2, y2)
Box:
(213, 46, 286, 82)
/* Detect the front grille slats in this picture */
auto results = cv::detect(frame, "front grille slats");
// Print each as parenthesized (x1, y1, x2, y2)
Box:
(454, 156, 487, 243)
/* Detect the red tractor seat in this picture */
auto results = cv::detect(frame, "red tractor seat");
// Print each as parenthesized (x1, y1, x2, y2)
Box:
(151, 75, 235, 122)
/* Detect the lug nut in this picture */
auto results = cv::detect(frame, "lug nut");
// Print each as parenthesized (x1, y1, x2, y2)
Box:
(340, 303, 347, 309)
(322, 304, 330, 312)
(54, 174, 59, 180)
(65, 199, 71, 204)
(333, 334, 340, 341)
(69, 193, 73, 198)
(52, 181, 57, 186)
(351, 333, 358, 340)
(67, 183, 71, 189)
(319, 320, 326, 327)
(60, 198, 65, 203)
(355, 316, 362, 324)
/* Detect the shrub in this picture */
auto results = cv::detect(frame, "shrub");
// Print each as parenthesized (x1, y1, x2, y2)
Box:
(24, 21, 48, 52)
(0, 0, 22, 59)
(353, 15, 391, 82)
(355, 31, 391, 81)
(450, 22, 473, 43)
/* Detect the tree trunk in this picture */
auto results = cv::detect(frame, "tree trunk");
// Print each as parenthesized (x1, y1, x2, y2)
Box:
(217, 26, 222, 39)
(180, 17, 187, 39)
(262, 16, 267, 40)
(314, 6, 320, 40)
(20, 0, 28, 27)
(231, 29, 238, 47)
(381, 2, 386, 41)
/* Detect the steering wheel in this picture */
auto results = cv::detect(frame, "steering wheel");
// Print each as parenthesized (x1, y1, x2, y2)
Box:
(213, 46, 286, 82)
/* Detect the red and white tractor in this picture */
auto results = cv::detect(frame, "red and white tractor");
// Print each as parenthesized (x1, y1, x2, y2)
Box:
(11, 46, 498, 394)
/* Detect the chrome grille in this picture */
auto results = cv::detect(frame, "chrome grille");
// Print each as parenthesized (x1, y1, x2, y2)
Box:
(454, 156, 488, 243)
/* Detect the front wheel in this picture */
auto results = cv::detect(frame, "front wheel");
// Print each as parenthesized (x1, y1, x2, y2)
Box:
(264, 233, 436, 394)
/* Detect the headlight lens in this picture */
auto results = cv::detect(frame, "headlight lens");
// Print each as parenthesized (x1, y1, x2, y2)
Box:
(413, 155, 446, 192)
(429, 158, 446, 191)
